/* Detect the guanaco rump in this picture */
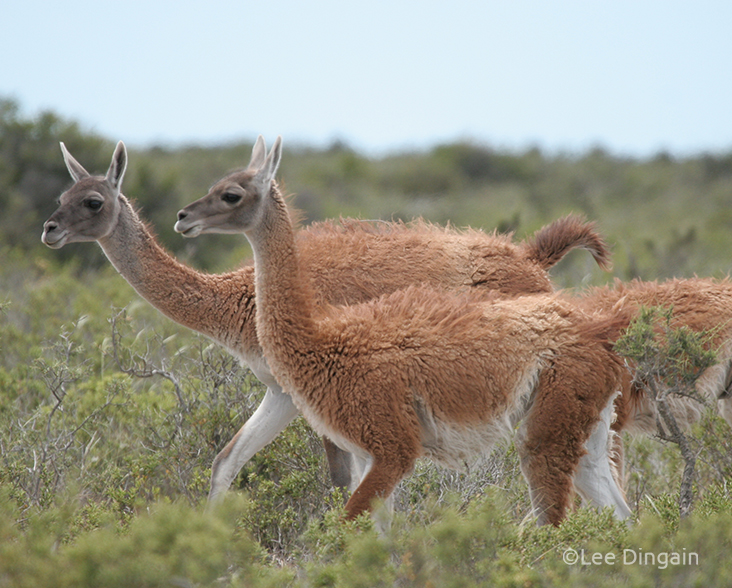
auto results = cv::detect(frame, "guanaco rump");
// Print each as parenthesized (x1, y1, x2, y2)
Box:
(579, 277, 732, 480)
(175, 136, 632, 525)
(41, 141, 615, 506)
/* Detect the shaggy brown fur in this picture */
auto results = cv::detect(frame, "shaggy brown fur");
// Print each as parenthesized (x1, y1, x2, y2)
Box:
(301, 215, 612, 304)
(43, 141, 614, 502)
(580, 277, 732, 435)
(523, 214, 613, 272)
(175, 136, 630, 525)
(571, 277, 732, 490)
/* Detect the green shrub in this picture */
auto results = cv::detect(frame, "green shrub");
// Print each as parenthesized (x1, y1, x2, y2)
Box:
(4, 108, 732, 583)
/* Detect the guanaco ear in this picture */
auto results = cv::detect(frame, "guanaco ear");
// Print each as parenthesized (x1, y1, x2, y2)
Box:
(106, 141, 127, 191)
(247, 135, 267, 171)
(262, 136, 282, 182)
(253, 136, 282, 194)
(60, 142, 91, 182)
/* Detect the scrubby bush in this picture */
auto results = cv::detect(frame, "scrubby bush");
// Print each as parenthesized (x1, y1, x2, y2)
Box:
(4, 258, 732, 584)
(4, 100, 732, 583)
(615, 305, 718, 518)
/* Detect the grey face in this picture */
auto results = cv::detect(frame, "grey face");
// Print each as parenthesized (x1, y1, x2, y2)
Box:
(174, 135, 282, 238)
(42, 141, 127, 248)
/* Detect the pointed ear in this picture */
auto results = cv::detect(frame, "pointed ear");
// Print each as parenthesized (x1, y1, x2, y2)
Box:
(257, 136, 282, 185)
(106, 141, 127, 190)
(247, 135, 267, 171)
(60, 142, 91, 182)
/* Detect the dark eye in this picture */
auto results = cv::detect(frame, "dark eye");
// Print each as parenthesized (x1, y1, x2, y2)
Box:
(85, 199, 103, 210)
(222, 192, 242, 204)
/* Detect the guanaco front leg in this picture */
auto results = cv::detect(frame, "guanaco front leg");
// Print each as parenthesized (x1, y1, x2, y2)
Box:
(344, 456, 416, 520)
(208, 386, 300, 502)
(323, 438, 353, 494)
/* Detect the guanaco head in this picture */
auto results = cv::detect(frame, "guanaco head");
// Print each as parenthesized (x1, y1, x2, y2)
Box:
(174, 135, 282, 238)
(41, 142, 127, 248)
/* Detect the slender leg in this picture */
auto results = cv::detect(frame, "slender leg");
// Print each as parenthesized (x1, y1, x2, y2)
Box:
(516, 422, 578, 526)
(208, 386, 300, 502)
(516, 354, 624, 526)
(349, 454, 372, 492)
(573, 392, 632, 520)
(344, 456, 414, 521)
(323, 438, 353, 495)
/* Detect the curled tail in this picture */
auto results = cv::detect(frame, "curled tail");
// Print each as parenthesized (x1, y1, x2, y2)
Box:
(523, 214, 612, 271)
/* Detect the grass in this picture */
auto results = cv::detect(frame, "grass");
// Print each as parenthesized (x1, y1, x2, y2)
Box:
(2, 103, 732, 583)
(3, 254, 732, 585)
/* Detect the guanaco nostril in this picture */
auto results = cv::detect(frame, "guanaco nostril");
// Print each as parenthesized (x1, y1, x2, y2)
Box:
(177, 210, 187, 221)
(45, 221, 58, 232)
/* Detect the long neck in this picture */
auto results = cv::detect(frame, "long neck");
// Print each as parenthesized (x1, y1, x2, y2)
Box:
(249, 187, 319, 388)
(97, 195, 256, 349)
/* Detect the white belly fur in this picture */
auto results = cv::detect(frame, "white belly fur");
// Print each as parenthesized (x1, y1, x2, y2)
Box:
(415, 364, 541, 469)
(288, 362, 542, 471)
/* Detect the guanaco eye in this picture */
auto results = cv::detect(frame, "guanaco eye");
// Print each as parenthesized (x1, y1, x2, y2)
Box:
(222, 192, 242, 204)
(85, 199, 103, 211)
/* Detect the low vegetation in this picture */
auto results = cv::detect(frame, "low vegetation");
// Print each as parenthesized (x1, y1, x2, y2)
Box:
(2, 98, 732, 584)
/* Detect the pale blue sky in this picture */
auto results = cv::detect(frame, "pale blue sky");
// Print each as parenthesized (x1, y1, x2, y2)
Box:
(3, 1, 731, 156)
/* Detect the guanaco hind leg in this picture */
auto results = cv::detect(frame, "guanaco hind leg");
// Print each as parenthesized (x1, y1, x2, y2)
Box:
(515, 354, 626, 525)
(573, 392, 632, 520)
